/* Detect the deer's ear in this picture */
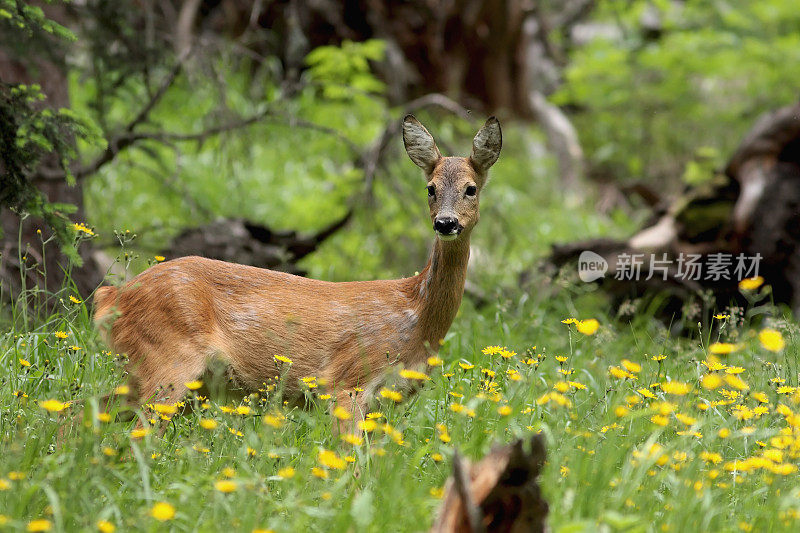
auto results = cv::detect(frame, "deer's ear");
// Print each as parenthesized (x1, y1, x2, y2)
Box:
(403, 115, 441, 174)
(470, 117, 502, 175)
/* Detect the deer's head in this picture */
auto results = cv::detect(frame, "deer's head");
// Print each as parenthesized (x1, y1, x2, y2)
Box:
(403, 115, 502, 241)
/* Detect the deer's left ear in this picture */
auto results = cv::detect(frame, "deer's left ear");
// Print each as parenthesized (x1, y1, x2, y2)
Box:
(470, 117, 502, 175)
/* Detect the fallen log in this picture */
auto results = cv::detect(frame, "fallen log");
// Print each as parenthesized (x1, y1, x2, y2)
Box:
(431, 435, 548, 533)
(165, 210, 352, 276)
(548, 100, 800, 319)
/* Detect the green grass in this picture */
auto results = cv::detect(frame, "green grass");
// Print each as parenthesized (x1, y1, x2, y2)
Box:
(2, 264, 800, 532)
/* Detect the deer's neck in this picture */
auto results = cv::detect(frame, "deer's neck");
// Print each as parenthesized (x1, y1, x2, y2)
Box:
(409, 234, 471, 352)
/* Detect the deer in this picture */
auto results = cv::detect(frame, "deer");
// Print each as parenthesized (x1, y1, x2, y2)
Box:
(90, 115, 502, 427)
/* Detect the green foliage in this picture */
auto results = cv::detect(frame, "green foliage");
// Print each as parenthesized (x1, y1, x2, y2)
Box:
(306, 39, 387, 100)
(553, 0, 800, 185)
(0, 0, 102, 263)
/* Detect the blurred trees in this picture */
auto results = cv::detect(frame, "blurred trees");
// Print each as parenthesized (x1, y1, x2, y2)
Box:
(3, 0, 800, 313)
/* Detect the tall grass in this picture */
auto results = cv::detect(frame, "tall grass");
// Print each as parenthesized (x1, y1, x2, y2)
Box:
(2, 239, 799, 532)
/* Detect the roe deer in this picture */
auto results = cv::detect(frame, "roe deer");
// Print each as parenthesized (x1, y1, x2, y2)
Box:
(92, 115, 502, 422)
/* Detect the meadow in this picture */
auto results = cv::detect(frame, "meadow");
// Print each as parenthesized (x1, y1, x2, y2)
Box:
(4, 2, 800, 531)
(2, 243, 799, 531)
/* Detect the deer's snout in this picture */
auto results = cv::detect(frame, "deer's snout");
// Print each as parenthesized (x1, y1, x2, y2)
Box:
(434, 216, 460, 236)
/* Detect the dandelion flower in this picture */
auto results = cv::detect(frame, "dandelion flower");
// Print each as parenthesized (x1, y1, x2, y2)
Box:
(274, 355, 293, 364)
(199, 419, 218, 430)
(19, 358, 31, 367)
(358, 419, 378, 432)
(660, 382, 691, 395)
(702, 374, 723, 390)
(114, 385, 130, 395)
(738, 276, 764, 290)
(312, 467, 328, 479)
(498, 405, 512, 416)
(318, 449, 346, 470)
(277, 466, 295, 479)
(263, 414, 284, 428)
(130, 428, 150, 439)
(759, 328, 785, 352)
(380, 388, 402, 402)
(427, 356, 443, 366)
(458, 362, 474, 370)
(185, 380, 203, 390)
(150, 502, 175, 521)
(621, 359, 641, 373)
(54, 331, 69, 339)
(154, 256, 166, 262)
(72, 223, 95, 236)
(709, 342, 740, 355)
(332, 406, 352, 420)
(399, 369, 429, 380)
(96, 520, 115, 533)
(26, 519, 52, 532)
(575, 319, 599, 335)
(214, 480, 237, 493)
(151, 403, 177, 416)
(39, 399, 68, 412)
(342, 433, 363, 446)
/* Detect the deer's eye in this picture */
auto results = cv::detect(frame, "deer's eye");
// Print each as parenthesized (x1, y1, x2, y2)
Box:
(427, 184, 436, 197)
(465, 185, 477, 197)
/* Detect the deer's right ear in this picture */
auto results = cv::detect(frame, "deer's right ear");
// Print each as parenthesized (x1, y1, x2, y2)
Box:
(403, 115, 441, 174)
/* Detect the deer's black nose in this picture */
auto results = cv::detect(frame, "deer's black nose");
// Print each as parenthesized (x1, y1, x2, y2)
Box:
(434, 217, 459, 234)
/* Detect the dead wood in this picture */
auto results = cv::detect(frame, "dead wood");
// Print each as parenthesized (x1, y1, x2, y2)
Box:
(431, 435, 548, 533)
(547, 100, 800, 319)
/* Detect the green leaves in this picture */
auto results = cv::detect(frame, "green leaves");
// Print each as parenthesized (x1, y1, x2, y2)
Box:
(306, 40, 387, 100)
(554, 0, 800, 183)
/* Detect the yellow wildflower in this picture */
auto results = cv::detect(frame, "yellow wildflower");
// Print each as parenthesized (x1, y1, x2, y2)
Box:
(26, 519, 52, 532)
(150, 502, 175, 521)
(318, 449, 346, 470)
(185, 380, 203, 390)
(661, 382, 691, 395)
(738, 276, 764, 290)
(277, 467, 295, 479)
(274, 355, 293, 364)
(214, 480, 237, 493)
(759, 328, 785, 352)
(702, 374, 723, 390)
(709, 342, 740, 355)
(96, 520, 115, 533)
(39, 399, 68, 412)
(399, 369, 429, 380)
(380, 388, 402, 402)
(199, 419, 218, 430)
(358, 419, 378, 432)
(576, 319, 599, 335)
(621, 359, 641, 373)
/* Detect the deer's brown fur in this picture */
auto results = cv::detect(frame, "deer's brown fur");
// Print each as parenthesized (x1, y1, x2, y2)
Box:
(93, 115, 502, 418)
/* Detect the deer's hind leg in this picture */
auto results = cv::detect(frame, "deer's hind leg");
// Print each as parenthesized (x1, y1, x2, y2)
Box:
(118, 340, 213, 435)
